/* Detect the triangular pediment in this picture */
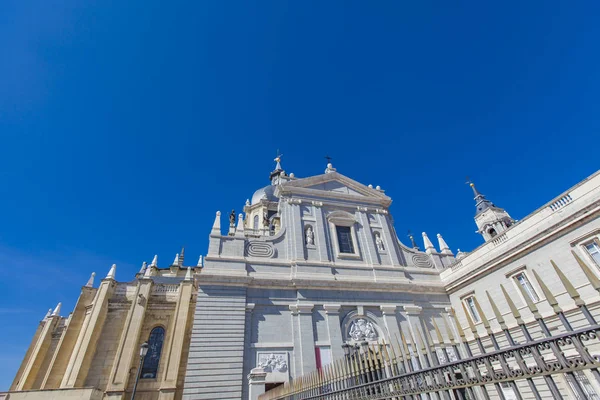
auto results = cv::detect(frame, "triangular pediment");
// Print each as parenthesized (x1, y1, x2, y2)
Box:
(278, 172, 392, 206)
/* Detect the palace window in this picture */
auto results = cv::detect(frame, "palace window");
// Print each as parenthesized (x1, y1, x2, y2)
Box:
(141, 327, 165, 379)
(464, 296, 480, 323)
(514, 272, 539, 302)
(336, 226, 355, 254)
(585, 241, 600, 267)
(253, 215, 259, 230)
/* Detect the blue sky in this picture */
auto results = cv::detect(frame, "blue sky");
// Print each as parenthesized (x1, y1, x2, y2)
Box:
(1, 0, 599, 389)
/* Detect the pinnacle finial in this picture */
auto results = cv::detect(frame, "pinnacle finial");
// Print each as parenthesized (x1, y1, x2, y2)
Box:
(44, 308, 52, 319)
(51, 302, 62, 317)
(85, 272, 96, 287)
(212, 211, 222, 235)
(173, 253, 180, 266)
(184, 267, 192, 281)
(197, 255, 203, 267)
(150, 255, 158, 267)
(105, 264, 116, 280)
(138, 262, 147, 275)
(235, 213, 245, 236)
(422, 232, 436, 254)
(436, 234, 453, 255)
(180, 247, 185, 266)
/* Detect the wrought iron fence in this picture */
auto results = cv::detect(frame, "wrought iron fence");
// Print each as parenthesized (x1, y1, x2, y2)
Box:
(259, 251, 600, 400)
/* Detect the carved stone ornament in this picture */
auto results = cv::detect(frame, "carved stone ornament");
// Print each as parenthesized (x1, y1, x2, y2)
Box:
(258, 353, 288, 372)
(348, 318, 378, 341)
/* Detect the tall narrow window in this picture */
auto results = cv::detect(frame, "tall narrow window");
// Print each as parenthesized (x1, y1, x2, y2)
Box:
(585, 241, 600, 267)
(253, 215, 259, 230)
(514, 272, 539, 302)
(141, 327, 165, 379)
(336, 226, 354, 254)
(465, 296, 480, 323)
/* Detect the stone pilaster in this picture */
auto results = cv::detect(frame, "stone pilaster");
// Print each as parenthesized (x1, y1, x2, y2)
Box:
(380, 305, 401, 343)
(313, 204, 331, 262)
(402, 305, 426, 368)
(14, 314, 61, 390)
(247, 367, 267, 400)
(323, 304, 343, 360)
(158, 278, 194, 400)
(290, 304, 316, 375)
(61, 276, 116, 388)
(41, 287, 96, 389)
(105, 278, 153, 399)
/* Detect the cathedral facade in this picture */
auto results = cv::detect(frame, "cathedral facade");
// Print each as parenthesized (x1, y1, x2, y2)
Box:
(3, 162, 600, 400)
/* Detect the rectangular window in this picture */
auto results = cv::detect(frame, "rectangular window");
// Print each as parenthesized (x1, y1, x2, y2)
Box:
(514, 272, 539, 302)
(585, 241, 600, 267)
(336, 226, 355, 254)
(465, 296, 480, 323)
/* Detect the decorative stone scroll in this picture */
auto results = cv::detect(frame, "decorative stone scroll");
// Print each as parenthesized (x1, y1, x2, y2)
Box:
(246, 242, 275, 258)
(412, 253, 434, 268)
(257, 352, 288, 372)
(348, 318, 378, 341)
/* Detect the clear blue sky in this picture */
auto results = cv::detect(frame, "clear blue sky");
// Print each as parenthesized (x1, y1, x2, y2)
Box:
(1, 0, 599, 389)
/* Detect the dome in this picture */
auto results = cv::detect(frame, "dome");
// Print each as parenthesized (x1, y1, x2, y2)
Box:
(251, 184, 278, 205)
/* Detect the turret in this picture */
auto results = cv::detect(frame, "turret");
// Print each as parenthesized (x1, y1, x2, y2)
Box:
(470, 181, 515, 242)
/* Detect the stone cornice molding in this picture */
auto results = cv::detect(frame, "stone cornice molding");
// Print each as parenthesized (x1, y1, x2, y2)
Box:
(403, 305, 423, 315)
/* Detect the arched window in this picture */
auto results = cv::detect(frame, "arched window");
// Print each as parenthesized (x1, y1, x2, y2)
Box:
(253, 215, 259, 230)
(488, 228, 497, 238)
(141, 327, 165, 379)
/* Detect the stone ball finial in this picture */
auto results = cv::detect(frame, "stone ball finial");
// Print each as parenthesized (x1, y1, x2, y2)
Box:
(368, 184, 373, 188)
(289, 173, 295, 178)
(216, 211, 221, 216)
(376, 185, 381, 190)
(238, 213, 244, 219)
(327, 163, 333, 169)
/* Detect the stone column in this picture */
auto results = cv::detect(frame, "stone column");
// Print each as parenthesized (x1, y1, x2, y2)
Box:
(290, 304, 317, 375)
(248, 367, 267, 400)
(158, 277, 194, 400)
(105, 277, 153, 399)
(42, 286, 96, 389)
(324, 304, 344, 361)
(15, 314, 61, 390)
(61, 274, 116, 388)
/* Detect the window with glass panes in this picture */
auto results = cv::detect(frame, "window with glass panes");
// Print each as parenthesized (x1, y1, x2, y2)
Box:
(336, 226, 355, 254)
(585, 241, 600, 267)
(514, 272, 539, 302)
(465, 297, 480, 323)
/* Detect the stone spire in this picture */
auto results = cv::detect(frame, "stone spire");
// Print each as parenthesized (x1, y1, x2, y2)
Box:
(436, 234, 453, 255)
(44, 308, 52, 319)
(51, 302, 62, 317)
(179, 247, 185, 266)
(105, 264, 116, 280)
(173, 253, 180, 266)
(235, 213, 245, 236)
(138, 262, 147, 275)
(212, 211, 222, 235)
(150, 255, 158, 268)
(422, 232, 436, 254)
(197, 255, 203, 267)
(184, 267, 192, 281)
(470, 182, 495, 217)
(85, 272, 96, 288)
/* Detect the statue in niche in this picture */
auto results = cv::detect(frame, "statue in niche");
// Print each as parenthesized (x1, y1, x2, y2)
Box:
(349, 318, 378, 341)
(263, 211, 270, 228)
(229, 210, 236, 226)
(258, 353, 288, 372)
(375, 232, 385, 251)
(305, 226, 315, 245)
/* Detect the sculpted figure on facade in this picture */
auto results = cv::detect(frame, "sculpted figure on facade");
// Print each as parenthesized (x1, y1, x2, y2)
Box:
(258, 353, 288, 372)
(375, 232, 385, 251)
(305, 225, 314, 245)
(348, 318, 378, 341)
(229, 209, 236, 225)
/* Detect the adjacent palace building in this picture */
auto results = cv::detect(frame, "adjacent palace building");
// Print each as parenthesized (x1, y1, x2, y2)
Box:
(3, 160, 600, 400)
